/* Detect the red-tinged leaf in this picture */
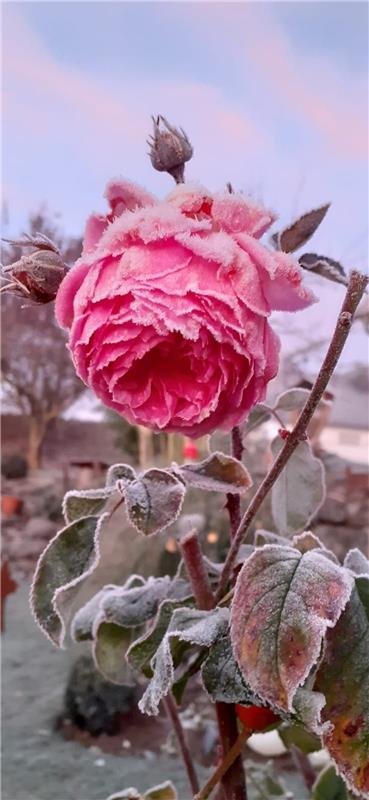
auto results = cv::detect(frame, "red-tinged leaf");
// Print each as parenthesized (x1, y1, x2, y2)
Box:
(177, 451, 252, 494)
(230, 544, 352, 711)
(315, 574, 369, 798)
(271, 204, 330, 253)
(299, 253, 348, 287)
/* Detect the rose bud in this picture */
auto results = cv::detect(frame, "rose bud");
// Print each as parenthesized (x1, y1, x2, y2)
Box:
(1, 234, 68, 304)
(148, 115, 193, 184)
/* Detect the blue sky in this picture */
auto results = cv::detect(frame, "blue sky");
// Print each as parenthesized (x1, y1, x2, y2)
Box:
(2, 1, 368, 367)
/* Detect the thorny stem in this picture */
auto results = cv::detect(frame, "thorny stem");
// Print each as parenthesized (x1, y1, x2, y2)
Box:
(180, 529, 247, 800)
(180, 529, 215, 610)
(225, 427, 243, 538)
(163, 693, 200, 795)
(195, 724, 250, 800)
(215, 269, 368, 602)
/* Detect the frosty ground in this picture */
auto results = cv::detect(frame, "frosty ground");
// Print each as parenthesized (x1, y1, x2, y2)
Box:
(2, 586, 309, 800)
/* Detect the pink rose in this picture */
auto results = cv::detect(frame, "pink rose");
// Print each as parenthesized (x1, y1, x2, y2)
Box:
(55, 180, 316, 437)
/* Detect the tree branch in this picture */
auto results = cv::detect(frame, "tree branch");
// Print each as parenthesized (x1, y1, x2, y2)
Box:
(215, 270, 368, 602)
(225, 427, 243, 539)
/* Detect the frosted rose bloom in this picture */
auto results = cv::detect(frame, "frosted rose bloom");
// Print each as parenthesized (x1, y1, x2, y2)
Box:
(55, 180, 316, 437)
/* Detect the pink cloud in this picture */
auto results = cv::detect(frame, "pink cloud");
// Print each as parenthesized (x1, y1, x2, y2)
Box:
(168, 3, 368, 161)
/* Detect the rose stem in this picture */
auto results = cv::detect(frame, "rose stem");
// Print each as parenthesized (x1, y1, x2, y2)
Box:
(180, 530, 247, 800)
(195, 725, 250, 800)
(215, 269, 368, 602)
(163, 693, 200, 795)
(225, 426, 243, 539)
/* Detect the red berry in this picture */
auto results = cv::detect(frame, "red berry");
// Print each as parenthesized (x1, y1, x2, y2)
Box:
(235, 704, 280, 732)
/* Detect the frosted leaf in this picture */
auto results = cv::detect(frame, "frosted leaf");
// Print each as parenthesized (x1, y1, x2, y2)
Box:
(299, 253, 348, 287)
(144, 783, 177, 800)
(100, 577, 172, 628)
(271, 438, 326, 535)
(93, 621, 136, 685)
(138, 606, 229, 715)
(274, 387, 310, 413)
(243, 404, 271, 435)
(124, 469, 185, 535)
(278, 722, 321, 754)
(271, 204, 330, 253)
(344, 548, 369, 577)
(127, 597, 195, 676)
(292, 687, 327, 735)
(30, 514, 109, 647)
(105, 463, 137, 487)
(177, 513, 205, 537)
(71, 585, 117, 641)
(312, 765, 349, 800)
(231, 544, 353, 711)
(176, 451, 252, 494)
(292, 531, 338, 562)
(63, 487, 115, 523)
(202, 635, 258, 705)
(106, 783, 177, 800)
(235, 544, 255, 564)
(255, 530, 290, 547)
(315, 574, 369, 798)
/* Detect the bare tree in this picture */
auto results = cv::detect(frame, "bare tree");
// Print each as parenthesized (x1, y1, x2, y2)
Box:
(1, 211, 84, 469)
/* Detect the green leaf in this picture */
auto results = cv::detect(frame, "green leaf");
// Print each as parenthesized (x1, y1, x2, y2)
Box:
(315, 574, 369, 798)
(177, 451, 252, 494)
(100, 577, 172, 628)
(278, 722, 321, 754)
(127, 597, 194, 677)
(144, 783, 177, 800)
(292, 531, 338, 563)
(63, 488, 114, 523)
(106, 463, 137, 487)
(255, 529, 291, 547)
(231, 544, 352, 711)
(312, 765, 348, 800)
(124, 469, 185, 535)
(274, 387, 310, 413)
(202, 635, 257, 705)
(138, 606, 230, 715)
(246, 760, 293, 798)
(106, 784, 177, 800)
(271, 204, 330, 253)
(71, 585, 116, 641)
(271, 438, 325, 535)
(93, 621, 136, 685)
(244, 404, 272, 434)
(30, 514, 109, 646)
(344, 548, 369, 577)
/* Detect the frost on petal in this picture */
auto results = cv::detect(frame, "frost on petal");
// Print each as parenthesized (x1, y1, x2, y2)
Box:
(230, 544, 353, 711)
(105, 178, 157, 214)
(315, 574, 369, 799)
(54, 259, 91, 328)
(212, 193, 276, 238)
(82, 214, 109, 254)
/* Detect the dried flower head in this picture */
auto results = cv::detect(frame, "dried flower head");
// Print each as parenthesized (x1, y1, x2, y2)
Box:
(1, 234, 68, 303)
(148, 115, 193, 184)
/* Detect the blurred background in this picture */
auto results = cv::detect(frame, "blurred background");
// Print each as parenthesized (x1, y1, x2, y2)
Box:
(1, 2, 368, 798)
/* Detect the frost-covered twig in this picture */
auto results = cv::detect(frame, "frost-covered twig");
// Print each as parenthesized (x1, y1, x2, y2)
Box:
(215, 270, 368, 602)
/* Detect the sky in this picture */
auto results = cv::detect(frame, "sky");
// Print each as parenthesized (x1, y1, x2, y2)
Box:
(2, 0, 369, 370)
